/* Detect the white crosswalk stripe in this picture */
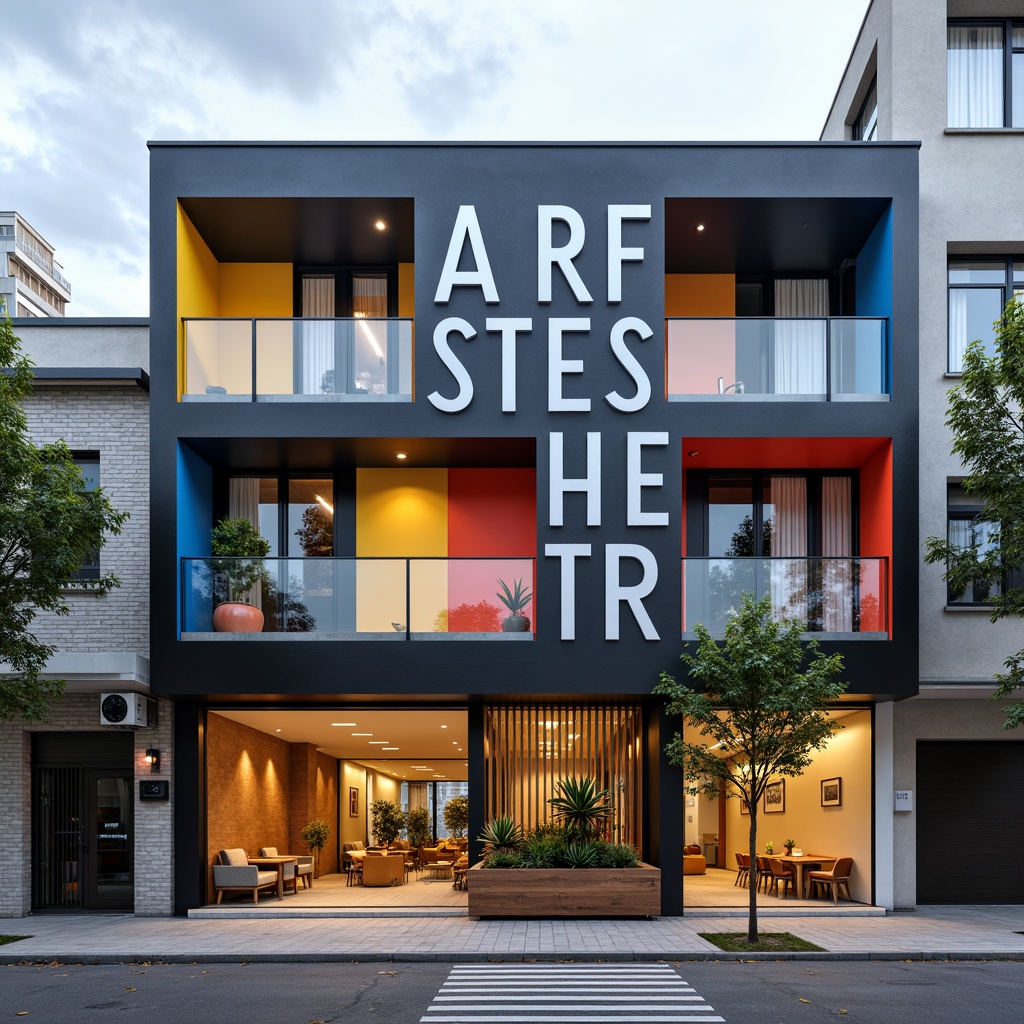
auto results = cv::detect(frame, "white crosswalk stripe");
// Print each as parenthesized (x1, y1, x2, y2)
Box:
(421, 964, 724, 1024)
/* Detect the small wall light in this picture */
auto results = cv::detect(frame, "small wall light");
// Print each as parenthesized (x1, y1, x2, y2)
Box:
(144, 748, 160, 772)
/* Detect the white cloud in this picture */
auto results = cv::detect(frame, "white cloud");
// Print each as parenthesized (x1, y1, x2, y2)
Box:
(2, 0, 870, 315)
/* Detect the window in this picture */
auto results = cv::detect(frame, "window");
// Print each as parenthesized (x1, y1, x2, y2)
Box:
(947, 21, 1024, 127)
(946, 483, 1023, 604)
(71, 455, 101, 582)
(948, 257, 1024, 371)
(852, 77, 878, 140)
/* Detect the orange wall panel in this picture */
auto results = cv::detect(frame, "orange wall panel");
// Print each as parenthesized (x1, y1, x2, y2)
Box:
(664, 274, 735, 316)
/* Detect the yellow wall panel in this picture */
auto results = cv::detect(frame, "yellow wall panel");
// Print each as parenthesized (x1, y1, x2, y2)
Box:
(177, 204, 220, 399)
(219, 263, 293, 316)
(356, 469, 448, 557)
(664, 274, 735, 316)
(398, 263, 415, 318)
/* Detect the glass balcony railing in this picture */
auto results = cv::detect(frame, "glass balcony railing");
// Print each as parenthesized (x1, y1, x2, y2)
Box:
(665, 317, 889, 399)
(181, 318, 413, 401)
(181, 557, 535, 638)
(681, 557, 888, 637)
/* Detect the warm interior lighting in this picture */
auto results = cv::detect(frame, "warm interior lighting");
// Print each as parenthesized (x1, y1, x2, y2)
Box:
(368, 740, 388, 745)
(696, 224, 705, 232)
(375, 219, 386, 231)
(382, 747, 399, 751)
(331, 722, 356, 727)
(315, 494, 334, 515)
(144, 748, 160, 772)
(396, 452, 407, 460)
(352, 732, 373, 736)
(441, 725, 447, 729)
(353, 312, 385, 360)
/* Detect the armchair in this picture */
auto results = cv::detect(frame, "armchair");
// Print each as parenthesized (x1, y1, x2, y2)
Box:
(259, 846, 314, 891)
(213, 848, 279, 905)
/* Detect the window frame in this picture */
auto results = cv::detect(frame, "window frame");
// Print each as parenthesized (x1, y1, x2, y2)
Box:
(69, 453, 101, 584)
(852, 77, 878, 141)
(947, 18, 1024, 128)
(947, 255, 1024, 373)
(945, 482, 1024, 606)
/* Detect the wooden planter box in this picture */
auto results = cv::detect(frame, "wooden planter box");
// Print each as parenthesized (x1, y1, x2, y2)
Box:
(467, 862, 661, 918)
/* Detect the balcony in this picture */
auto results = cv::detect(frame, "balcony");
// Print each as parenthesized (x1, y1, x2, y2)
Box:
(681, 557, 888, 638)
(181, 318, 413, 402)
(666, 318, 889, 400)
(181, 557, 535, 639)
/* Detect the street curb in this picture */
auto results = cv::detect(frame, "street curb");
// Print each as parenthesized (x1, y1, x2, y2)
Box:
(2, 950, 1023, 965)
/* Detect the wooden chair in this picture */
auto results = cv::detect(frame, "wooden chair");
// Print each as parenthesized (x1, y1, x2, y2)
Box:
(755, 856, 772, 893)
(807, 857, 854, 904)
(767, 858, 796, 898)
(734, 853, 749, 887)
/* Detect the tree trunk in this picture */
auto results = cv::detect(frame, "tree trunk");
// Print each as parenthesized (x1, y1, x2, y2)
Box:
(747, 806, 759, 943)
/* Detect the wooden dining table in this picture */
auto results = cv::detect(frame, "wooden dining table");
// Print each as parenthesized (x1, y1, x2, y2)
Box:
(247, 855, 298, 898)
(775, 855, 838, 898)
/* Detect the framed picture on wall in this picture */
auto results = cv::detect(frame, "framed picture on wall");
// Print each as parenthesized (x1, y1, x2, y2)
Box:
(763, 780, 785, 814)
(349, 786, 360, 817)
(820, 777, 842, 807)
(739, 798, 750, 816)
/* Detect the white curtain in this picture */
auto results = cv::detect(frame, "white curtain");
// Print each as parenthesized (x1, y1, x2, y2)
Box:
(821, 476, 853, 631)
(948, 288, 968, 373)
(228, 477, 263, 609)
(774, 279, 828, 394)
(301, 275, 335, 395)
(947, 25, 1004, 128)
(770, 476, 807, 625)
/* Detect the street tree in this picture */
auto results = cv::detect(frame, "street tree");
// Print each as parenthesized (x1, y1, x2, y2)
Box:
(924, 296, 1024, 729)
(0, 316, 129, 721)
(654, 593, 847, 942)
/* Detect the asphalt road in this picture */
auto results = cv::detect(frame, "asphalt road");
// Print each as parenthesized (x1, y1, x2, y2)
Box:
(1, 959, 1022, 1024)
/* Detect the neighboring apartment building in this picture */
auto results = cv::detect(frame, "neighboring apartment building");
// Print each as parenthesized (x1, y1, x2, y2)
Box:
(1, 212, 71, 317)
(150, 140, 918, 916)
(0, 318, 168, 916)
(822, 0, 1024, 906)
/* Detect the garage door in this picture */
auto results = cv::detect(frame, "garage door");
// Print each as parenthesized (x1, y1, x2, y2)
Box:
(917, 741, 1024, 903)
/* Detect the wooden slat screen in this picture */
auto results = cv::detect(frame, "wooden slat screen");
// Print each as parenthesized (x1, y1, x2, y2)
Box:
(483, 703, 643, 855)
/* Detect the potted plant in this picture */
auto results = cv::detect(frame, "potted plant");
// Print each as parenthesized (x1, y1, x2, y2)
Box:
(405, 806, 432, 857)
(210, 516, 271, 632)
(765, 840, 774, 855)
(783, 838, 796, 855)
(300, 818, 330, 878)
(443, 795, 470, 840)
(470, 776, 659, 918)
(369, 798, 405, 847)
(496, 577, 532, 632)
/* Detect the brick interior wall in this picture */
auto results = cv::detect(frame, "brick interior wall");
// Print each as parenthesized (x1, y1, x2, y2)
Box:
(206, 714, 338, 900)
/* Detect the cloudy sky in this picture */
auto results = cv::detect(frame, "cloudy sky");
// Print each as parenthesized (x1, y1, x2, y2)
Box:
(2, 0, 869, 317)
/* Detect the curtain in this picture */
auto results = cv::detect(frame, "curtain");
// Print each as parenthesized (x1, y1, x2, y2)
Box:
(948, 288, 968, 372)
(227, 477, 263, 609)
(774, 279, 828, 394)
(770, 476, 807, 625)
(947, 25, 1004, 128)
(353, 276, 388, 394)
(821, 476, 853, 631)
(301, 275, 335, 395)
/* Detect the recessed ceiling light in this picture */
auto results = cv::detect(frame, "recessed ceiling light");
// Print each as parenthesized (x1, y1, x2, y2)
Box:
(368, 740, 388, 745)
(382, 747, 399, 751)
(331, 722, 356, 727)
(452, 741, 458, 745)
(352, 733, 373, 736)
(375, 219, 387, 231)
(396, 452, 407, 460)
(441, 725, 447, 729)
(457, 748, 463, 752)
(275, 729, 282, 733)
(696, 224, 705, 232)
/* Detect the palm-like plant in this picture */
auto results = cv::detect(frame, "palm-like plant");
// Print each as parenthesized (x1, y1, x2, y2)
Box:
(478, 815, 525, 858)
(548, 776, 612, 841)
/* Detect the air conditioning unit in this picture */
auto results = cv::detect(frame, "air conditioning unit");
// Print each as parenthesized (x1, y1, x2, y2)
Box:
(99, 692, 152, 728)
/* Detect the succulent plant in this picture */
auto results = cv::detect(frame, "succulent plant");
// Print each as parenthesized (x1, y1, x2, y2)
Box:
(478, 815, 525, 858)
(496, 577, 532, 615)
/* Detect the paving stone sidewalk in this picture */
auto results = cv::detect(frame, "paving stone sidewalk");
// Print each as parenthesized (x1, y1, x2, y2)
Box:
(2, 906, 1023, 963)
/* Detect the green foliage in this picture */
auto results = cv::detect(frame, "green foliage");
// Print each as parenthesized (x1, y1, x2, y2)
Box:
(923, 296, 1024, 729)
(481, 851, 526, 869)
(369, 798, 405, 846)
(295, 504, 333, 557)
(654, 592, 846, 942)
(548, 776, 612, 841)
(300, 818, 330, 852)
(496, 577, 532, 614)
(520, 825, 566, 868)
(562, 841, 599, 868)
(405, 806, 432, 849)
(477, 814, 525, 856)
(0, 316, 129, 721)
(443, 795, 469, 838)
(591, 841, 642, 868)
(210, 516, 271, 603)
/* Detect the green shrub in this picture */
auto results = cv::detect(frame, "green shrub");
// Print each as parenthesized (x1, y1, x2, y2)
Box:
(478, 814, 525, 857)
(370, 799, 405, 846)
(521, 825, 568, 868)
(562, 841, 599, 868)
(405, 806, 432, 849)
(591, 841, 642, 868)
(482, 851, 526, 869)
(443, 795, 469, 838)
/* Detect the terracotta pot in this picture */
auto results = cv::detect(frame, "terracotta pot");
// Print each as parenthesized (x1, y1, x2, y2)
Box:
(213, 602, 264, 633)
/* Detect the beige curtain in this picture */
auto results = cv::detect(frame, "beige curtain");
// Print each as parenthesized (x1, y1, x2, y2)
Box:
(821, 476, 853, 631)
(301, 275, 335, 394)
(774, 279, 829, 394)
(770, 476, 807, 625)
